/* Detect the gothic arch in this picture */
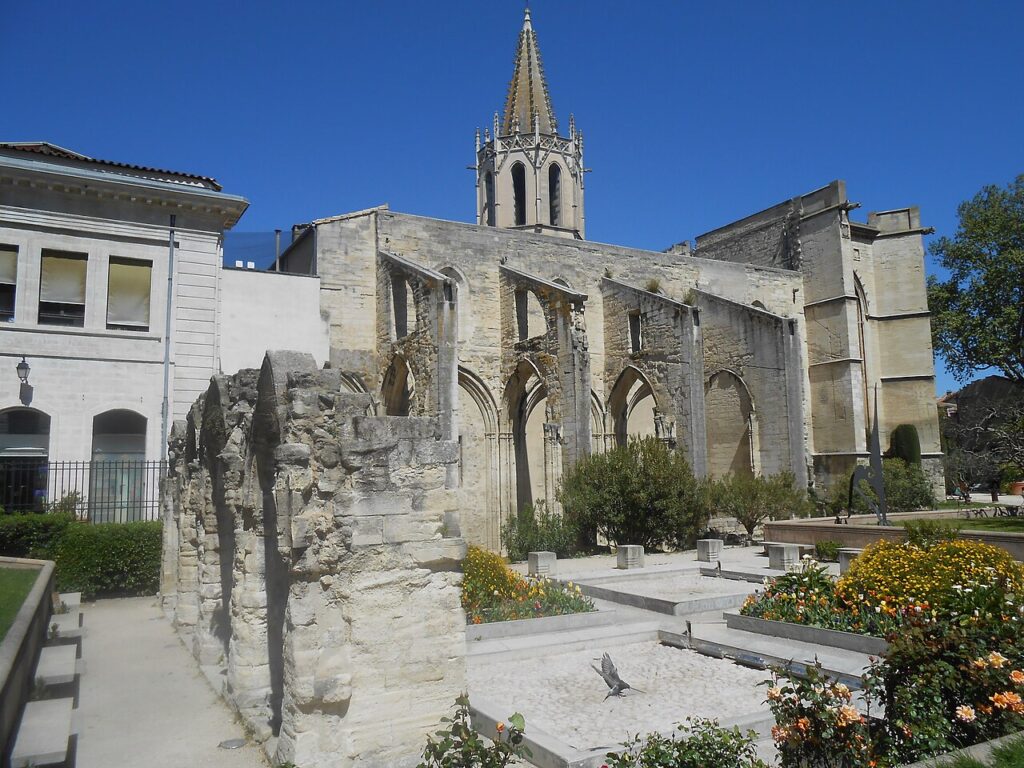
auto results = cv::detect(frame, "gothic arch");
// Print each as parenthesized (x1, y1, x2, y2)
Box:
(503, 358, 548, 512)
(705, 368, 757, 477)
(382, 354, 415, 416)
(439, 265, 472, 344)
(456, 367, 500, 549)
(511, 162, 527, 226)
(607, 365, 658, 446)
(548, 163, 562, 226)
(590, 390, 608, 453)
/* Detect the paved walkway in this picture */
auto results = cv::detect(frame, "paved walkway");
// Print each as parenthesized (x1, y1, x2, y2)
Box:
(76, 597, 267, 768)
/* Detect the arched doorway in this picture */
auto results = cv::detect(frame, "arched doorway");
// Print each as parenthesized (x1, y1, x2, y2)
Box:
(456, 368, 499, 549)
(608, 366, 657, 446)
(0, 407, 50, 511)
(705, 370, 755, 477)
(504, 360, 548, 512)
(91, 409, 147, 523)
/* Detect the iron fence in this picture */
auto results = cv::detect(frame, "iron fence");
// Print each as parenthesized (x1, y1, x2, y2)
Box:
(0, 459, 166, 523)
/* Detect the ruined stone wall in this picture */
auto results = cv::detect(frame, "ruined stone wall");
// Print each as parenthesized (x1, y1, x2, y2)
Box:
(698, 292, 806, 483)
(161, 351, 466, 768)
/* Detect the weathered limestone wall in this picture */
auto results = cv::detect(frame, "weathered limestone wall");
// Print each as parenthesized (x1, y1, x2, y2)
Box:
(161, 350, 466, 768)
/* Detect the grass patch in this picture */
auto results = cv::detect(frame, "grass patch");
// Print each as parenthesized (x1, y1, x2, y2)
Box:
(942, 734, 1024, 766)
(894, 517, 1024, 534)
(937, 500, 996, 510)
(0, 566, 40, 642)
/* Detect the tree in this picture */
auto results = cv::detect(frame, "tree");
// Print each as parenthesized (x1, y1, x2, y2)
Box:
(710, 472, 813, 537)
(927, 174, 1024, 384)
(944, 390, 1024, 483)
(558, 437, 709, 550)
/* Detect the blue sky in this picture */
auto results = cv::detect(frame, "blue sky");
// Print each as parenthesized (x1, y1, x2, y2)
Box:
(4, 1, 1022, 395)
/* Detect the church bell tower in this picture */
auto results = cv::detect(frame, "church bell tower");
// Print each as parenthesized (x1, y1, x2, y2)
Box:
(475, 8, 586, 239)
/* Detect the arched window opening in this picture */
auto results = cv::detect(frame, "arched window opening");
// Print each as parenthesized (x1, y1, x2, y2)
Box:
(548, 164, 562, 227)
(485, 172, 496, 227)
(91, 409, 148, 523)
(0, 407, 51, 512)
(628, 311, 643, 353)
(608, 367, 657, 446)
(392, 277, 417, 339)
(512, 163, 527, 226)
(705, 371, 755, 478)
(382, 356, 415, 416)
(515, 289, 547, 341)
(854, 274, 871, 428)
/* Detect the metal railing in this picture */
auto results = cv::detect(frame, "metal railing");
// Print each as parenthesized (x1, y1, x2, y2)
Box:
(0, 459, 166, 523)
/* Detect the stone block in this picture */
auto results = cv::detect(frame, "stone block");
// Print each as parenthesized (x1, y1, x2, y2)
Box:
(838, 548, 862, 575)
(350, 492, 415, 517)
(696, 538, 723, 563)
(616, 544, 645, 569)
(768, 543, 800, 571)
(527, 551, 557, 577)
(351, 516, 384, 547)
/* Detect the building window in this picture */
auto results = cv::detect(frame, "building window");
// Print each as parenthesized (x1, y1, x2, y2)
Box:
(485, 172, 496, 227)
(512, 163, 527, 226)
(628, 311, 643, 353)
(39, 249, 87, 326)
(548, 164, 561, 227)
(107, 258, 152, 332)
(0, 246, 16, 322)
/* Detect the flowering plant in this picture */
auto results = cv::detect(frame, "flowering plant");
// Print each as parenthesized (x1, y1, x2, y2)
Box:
(764, 662, 875, 768)
(603, 717, 767, 768)
(417, 694, 529, 768)
(460, 545, 593, 624)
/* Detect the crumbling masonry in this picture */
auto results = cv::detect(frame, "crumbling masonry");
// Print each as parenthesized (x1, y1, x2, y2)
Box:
(160, 351, 466, 768)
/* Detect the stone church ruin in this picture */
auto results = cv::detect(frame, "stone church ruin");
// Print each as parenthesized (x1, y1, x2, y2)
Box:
(159, 7, 944, 767)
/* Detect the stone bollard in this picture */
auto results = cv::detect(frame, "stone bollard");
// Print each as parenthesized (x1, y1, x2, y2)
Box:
(616, 544, 645, 569)
(768, 543, 800, 571)
(838, 548, 862, 575)
(696, 539, 723, 563)
(528, 551, 557, 577)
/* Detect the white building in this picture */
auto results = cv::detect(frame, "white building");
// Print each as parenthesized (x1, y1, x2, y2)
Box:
(0, 142, 326, 520)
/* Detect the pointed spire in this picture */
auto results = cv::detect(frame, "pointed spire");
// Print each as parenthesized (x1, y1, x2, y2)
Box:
(502, 7, 557, 135)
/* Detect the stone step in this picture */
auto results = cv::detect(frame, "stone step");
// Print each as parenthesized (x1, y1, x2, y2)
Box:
(35, 645, 79, 688)
(48, 610, 83, 640)
(467, 619, 663, 662)
(57, 592, 81, 612)
(10, 697, 74, 767)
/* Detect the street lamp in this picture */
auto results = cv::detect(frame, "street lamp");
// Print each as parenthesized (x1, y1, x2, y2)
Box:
(15, 356, 29, 384)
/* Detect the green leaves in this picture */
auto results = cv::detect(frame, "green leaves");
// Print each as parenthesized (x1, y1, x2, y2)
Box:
(928, 174, 1024, 385)
(417, 697, 531, 768)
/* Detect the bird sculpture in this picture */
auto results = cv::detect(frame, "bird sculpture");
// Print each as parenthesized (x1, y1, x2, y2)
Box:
(592, 652, 642, 700)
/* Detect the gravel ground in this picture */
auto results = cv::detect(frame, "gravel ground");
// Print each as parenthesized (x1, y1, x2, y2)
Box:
(468, 641, 769, 752)
(584, 572, 756, 602)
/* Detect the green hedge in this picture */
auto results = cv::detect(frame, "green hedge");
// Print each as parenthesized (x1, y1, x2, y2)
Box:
(52, 521, 162, 598)
(0, 513, 163, 599)
(0, 513, 74, 557)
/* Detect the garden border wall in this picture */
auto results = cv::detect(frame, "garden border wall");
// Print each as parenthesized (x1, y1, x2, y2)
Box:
(0, 556, 54, 766)
(724, 612, 888, 656)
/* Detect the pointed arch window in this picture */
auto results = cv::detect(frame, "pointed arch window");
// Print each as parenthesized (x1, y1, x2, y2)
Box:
(484, 172, 496, 227)
(548, 164, 561, 227)
(512, 163, 527, 226)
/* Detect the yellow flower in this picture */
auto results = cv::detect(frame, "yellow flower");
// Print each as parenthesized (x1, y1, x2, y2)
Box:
(1010, 670, 1024, 685)
(955, 705, 976, 723)
(989, 652, 1009, 668)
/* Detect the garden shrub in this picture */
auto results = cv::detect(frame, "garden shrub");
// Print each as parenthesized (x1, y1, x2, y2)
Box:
(888, 423, 922, 465)
(460, 545, 593, 624)
(837, 539, 1024, 616)
(604, 717, 767, 768)
(417, 694, 529, 768)
(500, 501, 578, 561)
(52, 520, 162, 598)
(0, 512, 74, 558)
(765, 662, 874, 768)
(710, 471, 813, 537)
(904, 518, 959, 548)
(814, 539, 841, 562)
(559, 436, 708, 550)
(826, 458, 936, 515)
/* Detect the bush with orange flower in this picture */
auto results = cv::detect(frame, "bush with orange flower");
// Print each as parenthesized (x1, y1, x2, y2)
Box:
(460, 545, 593, 624)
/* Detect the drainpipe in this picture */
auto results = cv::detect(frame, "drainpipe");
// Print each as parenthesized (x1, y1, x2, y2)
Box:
(160, 214, 176, 461)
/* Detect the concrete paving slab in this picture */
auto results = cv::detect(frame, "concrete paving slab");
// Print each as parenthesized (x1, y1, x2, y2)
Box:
(36, 644, 78, 686)
(10, 697, 72, 768)
(75, 597, 268, 768)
